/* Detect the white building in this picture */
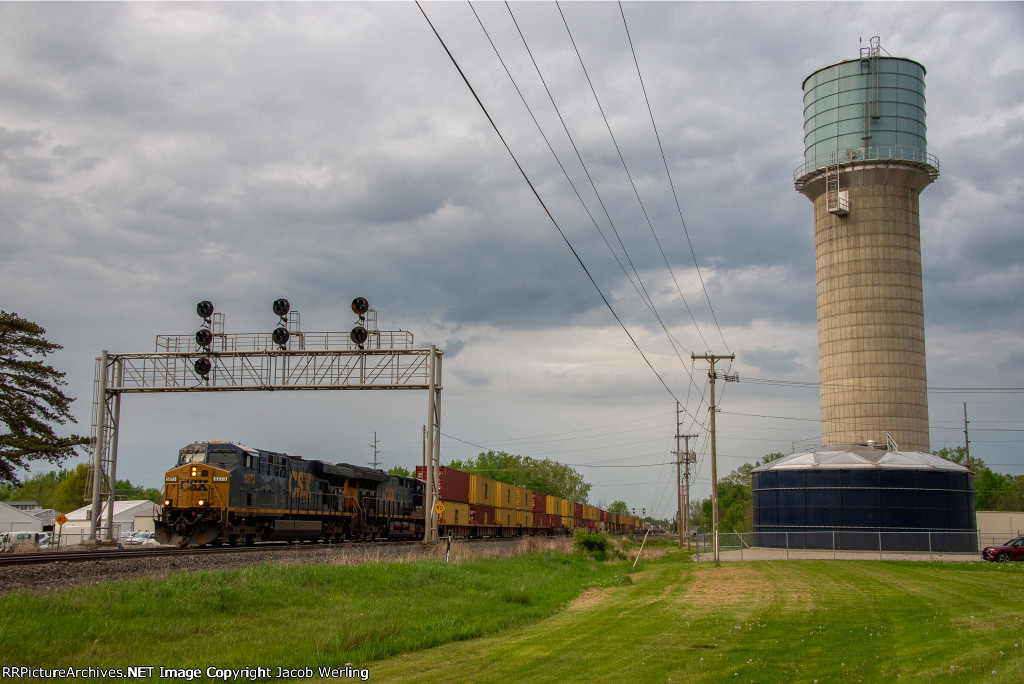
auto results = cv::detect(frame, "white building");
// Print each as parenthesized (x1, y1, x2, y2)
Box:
(0, 501, 44, 534)
(59, 500, 161, 544)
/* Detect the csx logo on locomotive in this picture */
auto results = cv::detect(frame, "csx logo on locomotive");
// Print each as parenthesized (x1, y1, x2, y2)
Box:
(289, 471, 313, 500)
(178, 480, 210, 491)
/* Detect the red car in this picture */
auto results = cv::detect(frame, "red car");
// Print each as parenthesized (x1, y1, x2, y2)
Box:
(982, 537, 1024, 562)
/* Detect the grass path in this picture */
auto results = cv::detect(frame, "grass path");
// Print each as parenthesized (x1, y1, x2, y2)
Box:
(362, 550, 1024, 683)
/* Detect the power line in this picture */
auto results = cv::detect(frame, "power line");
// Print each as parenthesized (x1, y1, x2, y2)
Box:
(616, 0, 730, 354)
(417, 1, 685, 407)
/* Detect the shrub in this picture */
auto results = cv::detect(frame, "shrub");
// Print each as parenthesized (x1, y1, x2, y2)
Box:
(573, 530, 622, 561)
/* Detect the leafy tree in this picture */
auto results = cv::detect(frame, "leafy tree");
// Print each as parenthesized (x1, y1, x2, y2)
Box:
(116, 478, 161, 503)
(8, 469, 66, 509)
(387, 465, 412, 477)
(52, 463, 89, 513)
(608, 500, 629, 515)
(934, 446, 1024, 511)
(448, 450, 592, 503)
(0, 311, 90, 485)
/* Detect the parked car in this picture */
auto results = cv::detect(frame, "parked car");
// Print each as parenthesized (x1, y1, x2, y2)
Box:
(982, 537, 1024, 562)
(36, 531, 58, 548)
(122, 531, 159, 546)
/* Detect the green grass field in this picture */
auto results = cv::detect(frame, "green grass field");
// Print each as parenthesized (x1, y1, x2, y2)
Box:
(3, 545, 1024, 682)
(368, 551, 1024, 683)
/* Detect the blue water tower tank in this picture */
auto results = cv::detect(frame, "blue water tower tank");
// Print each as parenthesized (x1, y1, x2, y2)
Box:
(800, 38, 930, 174)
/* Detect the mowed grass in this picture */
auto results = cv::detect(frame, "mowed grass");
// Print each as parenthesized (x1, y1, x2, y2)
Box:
(0, 551, 631, 676)
(5, 546, 1024, 683)
(366, 551, 1024, 683)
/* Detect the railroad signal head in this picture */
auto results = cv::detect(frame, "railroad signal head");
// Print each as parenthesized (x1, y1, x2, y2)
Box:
(351, 297, 369, 317)
(195, 329, 213, 350)
(350, 326, 368, 347)
(197, 301, 214, 320)
(272, 327, 290, 348)
(194, 358, 212, 377)
(272, 298, 290, 318)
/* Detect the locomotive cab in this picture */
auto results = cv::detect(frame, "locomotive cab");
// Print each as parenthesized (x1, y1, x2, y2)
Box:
(156, 441, 258, 546)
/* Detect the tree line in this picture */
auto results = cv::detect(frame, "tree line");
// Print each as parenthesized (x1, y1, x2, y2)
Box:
(0, 463, 161, 513)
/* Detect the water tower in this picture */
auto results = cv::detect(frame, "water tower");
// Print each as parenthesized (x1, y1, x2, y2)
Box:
(750, 38, 976, 553)
(794, 37, 939, 452)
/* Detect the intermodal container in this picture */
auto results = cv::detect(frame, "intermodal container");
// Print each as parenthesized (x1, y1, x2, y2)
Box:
(546, 495, 558, 516)
(469, 475, 498, 507)
(470, 504, 496, 526)
(415, 465, 471, 503)
(532, 491, 547, 515)
(560, 499, 571, 518)
(518, 510, 533, 527)
(496, 507, 516, 527)
(439, 501, 470, 526)
(574, 502, 584, 522)
(496, 481, 511, 509)
(517, 486, 532, 511)
(552, 514, 562, 529)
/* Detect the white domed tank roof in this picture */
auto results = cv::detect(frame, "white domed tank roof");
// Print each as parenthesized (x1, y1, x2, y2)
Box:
(752, 444, 970, 472)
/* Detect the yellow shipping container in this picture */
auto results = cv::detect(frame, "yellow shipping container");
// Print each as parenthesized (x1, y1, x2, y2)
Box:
(518, 487, 532, 511)
(469, 475, 498, 507)
(496, 482, 517, 509)
(439, 501, 470, 526)
(518, 510, 533, 527)
(546, 495, 559, 516)
(497, 507, 516, 527)
(560, 499, 571, 518)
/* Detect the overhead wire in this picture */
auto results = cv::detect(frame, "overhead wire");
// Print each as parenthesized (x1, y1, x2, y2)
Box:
(494, 1, 708, 415)
(616, 0, 730, 355)
(416, 1, 687, 409)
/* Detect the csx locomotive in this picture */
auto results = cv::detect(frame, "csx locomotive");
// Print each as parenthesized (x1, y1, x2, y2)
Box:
(156, 441, 642, 546)
(156, 441, 423, 546)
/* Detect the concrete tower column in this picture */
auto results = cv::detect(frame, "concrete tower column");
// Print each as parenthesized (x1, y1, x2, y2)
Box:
(798, 164, 934, 452)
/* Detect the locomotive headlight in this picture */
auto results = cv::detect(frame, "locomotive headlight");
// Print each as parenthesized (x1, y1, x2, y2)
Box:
(163, 499, 172, 507)
(197, 499, 206, 507)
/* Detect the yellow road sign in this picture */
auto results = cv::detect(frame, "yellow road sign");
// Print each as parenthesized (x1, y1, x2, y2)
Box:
(55, 514, 68, 526)
(433, 502, 445, 515)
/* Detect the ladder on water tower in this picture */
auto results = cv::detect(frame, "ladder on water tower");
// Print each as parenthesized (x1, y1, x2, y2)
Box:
(825, 162, 849, 216)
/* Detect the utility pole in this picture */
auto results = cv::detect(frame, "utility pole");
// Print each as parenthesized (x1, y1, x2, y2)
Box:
(682, 433, 696, 552)
(675, 400, 697, 550)
(370, 431, 379, 469)
(692, 353, 735, 563)
(964, 402, 971, 469)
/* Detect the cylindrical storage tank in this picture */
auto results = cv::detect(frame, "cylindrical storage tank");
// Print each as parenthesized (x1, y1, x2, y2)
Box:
(794, 42, 939, 453)
(801, 54, 929, 170)
(752, 445, 977, 552)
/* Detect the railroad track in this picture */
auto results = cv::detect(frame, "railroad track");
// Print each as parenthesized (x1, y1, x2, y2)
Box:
(0, 538, 440, 567)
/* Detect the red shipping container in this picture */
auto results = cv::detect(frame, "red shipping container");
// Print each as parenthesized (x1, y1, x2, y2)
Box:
(552, 514, 562, 529)
(470, 504, 496, 526)
(532, 491, 547, 515)
(415, 465, 471, 504)
(574, 502, 583, 521)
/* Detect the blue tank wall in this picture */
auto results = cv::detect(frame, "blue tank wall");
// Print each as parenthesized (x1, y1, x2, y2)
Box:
(803, 56, 927, 169)
(752, 468, 977, 552)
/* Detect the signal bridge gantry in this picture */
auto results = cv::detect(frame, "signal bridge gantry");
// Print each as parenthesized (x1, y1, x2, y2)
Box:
(87, 298, 444, 544)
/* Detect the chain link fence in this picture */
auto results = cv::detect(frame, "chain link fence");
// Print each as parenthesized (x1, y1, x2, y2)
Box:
(695, 530, 990, 562)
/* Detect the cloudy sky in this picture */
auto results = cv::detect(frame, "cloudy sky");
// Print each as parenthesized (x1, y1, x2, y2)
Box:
(2, 2, 1021, 519)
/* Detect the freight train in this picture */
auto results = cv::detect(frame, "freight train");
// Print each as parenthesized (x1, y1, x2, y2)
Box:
(155, 441, 641, 546)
